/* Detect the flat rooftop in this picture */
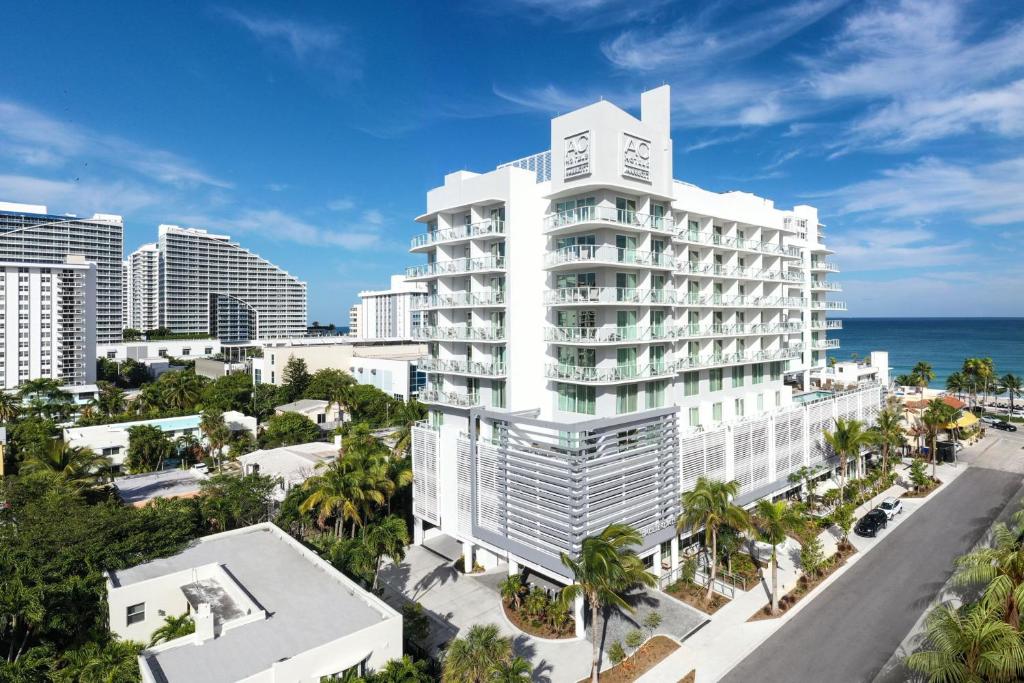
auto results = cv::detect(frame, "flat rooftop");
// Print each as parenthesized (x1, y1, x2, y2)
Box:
(109, 525, 391, 683)
(113, 469, 204, 506)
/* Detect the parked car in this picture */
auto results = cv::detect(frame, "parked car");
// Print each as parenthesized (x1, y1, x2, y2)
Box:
(855, 509, 889, 538)
(878, 497, 903, 520)
(992, 421, 1019, 432)
(190, 462, 209, 474)
(981, 415, 1000, 425)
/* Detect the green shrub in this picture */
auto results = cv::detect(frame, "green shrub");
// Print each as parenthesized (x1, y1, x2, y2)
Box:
(643, 611, 662, 632)
(910, 459, 930, 490)
(625, 629, 644, 649)
(608, 641, 626, 664)
(681, 557, 697, 585)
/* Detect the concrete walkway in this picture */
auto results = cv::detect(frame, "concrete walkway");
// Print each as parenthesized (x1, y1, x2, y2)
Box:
(640, 461, 968, 682)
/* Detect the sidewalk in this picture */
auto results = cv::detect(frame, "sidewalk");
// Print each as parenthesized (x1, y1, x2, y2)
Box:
(640, 461, 967, 682)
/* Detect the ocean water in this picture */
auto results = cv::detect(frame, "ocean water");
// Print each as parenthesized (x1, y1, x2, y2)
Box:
(833, 318, 1024, 388)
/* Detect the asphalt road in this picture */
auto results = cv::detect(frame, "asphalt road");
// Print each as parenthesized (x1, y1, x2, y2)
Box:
(721, 466, 1023, 683)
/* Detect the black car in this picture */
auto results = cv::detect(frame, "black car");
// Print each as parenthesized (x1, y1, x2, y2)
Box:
(854, 509, 889, 538)
(992, 421, 1018, 432)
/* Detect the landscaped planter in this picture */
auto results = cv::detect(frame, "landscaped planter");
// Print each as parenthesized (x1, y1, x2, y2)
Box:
(664, 579, 730, 615)
(748, 542, 858, 621)
(500, 600, 575, 640)
(574, 635, 680, 683)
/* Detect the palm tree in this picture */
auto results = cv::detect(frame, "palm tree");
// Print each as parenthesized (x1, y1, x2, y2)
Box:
(300, 452, 391, 537)
(148, 613, 195, 646)
(945, 371, 969, 403)
(1000, 373, 1022, 415)
(677, 477, 749, 604)
(19, 440, 110, 489)
(500, 574, 524, 612)
(953, 522, 1024, 627)
(558, 523, 656, 683)
(922, 399, 957, 480)
(0, 391, 20, 423)
(905, 603, 1024, 683)
(56, 638, 144, 683)
(200, 410, 231, 472)
(442, 623, 513, 683)
(871, 407, 905, 474)
(372, 656, 433, 683)
(363, 515, 409, 590)
(96, 381, 126, 416)
(895, 373, 915, 389)
(390, 399, 426, 456)
(911, 361, 936, 393)
(963, 357, 997, 411)
(488, 657, 533, 682)
(753, 499, 802, 615)
(160, 371, 202, 411)
(823, 418, 872, 505)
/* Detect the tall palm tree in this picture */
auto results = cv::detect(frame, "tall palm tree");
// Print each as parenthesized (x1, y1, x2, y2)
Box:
(753, 499, 802, 615)
(905, 603, 1024, 683)
(390, 399, 426, 456)
(953, 522, 1024, 627)
(488, 657, 533, 682)
(372, 656, 432, 683)
(0, 391, 20, 423)
(200, 410, 231, 472)
(442, 623, 513, 683)
(677, 477, 749, 604)
(363, 514, 409, 590)
(300, 453, 390, 537)
(558, 523, 656, 683)
(871, 407, 905, 474)
(1000, 373, 1022, 415)
(148, 613, 195, 646)
(55, 638, 144, 683)
(161, 371, 202, 412)
(945, 371, 969, 403)
(922, 399, 957, 479)
(823, 418, 872, 505)
(19, 440, 110, 489)
(911, 361, 936, 394)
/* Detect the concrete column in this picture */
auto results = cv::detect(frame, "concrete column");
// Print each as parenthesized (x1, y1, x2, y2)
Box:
(508, 558, 520, 576)
(574, 594, 586, 638)
(670, 536, 680, 572)
(650, 546, 662, 578)
(461, 541, 474, 574)
(413, 517, 424, 546)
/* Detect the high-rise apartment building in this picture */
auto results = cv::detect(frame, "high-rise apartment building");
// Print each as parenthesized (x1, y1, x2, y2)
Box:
(357, 274, 427, 339)
(407, 87, 875, 625)
(0, 255, 97, 389)
(0, 202, 123, 344)
(127, 225, 307, 343)
(126, 243, 160, 332)
(348, 304, 362, 337)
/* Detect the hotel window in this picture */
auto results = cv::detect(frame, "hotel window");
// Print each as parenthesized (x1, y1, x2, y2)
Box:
(752, 364, 765, 384)
(616, 384, 638, 414)
(732, 366, 745, 388)
(126, 602, 145, 626)
(492, 380, 506, 409)
(775, 390, 782, 407)
(735, 398, 744, 418)
(651, 203, 665, 229)
(712, 402, 723, 423)
(684, 371, 699, 396)
(616, 197, 637, 224)
(558, 383, 595, 415)
(645, 380, 666, 409)
(757, 394, 764, 411)
(687, 220, 699, 240)
(689, 407, 700, 427)
(709, 368, 723, 391)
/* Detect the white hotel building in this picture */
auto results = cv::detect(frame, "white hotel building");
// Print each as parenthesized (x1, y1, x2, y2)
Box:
(407, 86, 877, 626)
(356, 274, 427, 340)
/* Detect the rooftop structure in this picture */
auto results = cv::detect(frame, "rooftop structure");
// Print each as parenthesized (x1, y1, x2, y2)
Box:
(238, 441, 339, 501)
(274, 399, 343, 431)
(113, 468, 206, 507)
(106, 523, 402, 682)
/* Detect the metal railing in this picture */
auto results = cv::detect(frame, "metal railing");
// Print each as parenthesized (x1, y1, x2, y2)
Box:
(544, 287, 677, 306)
(412, 325, 506, 341)
(682, 294, 807, 308)
(810, 300, 847, 311)
(681, 262, 804, 282)
(410, 219, 505, 249)
(543, 245, 677, 269)
(811, 319, 843, 330)
(419, 389, 481, 407)
(405, 255, 506, 279)
(412, 291, 505, 309)
(813, 338, 841, 350)
(418, 358, 507, 376)
(544, 363, 674, 382)
(810, 260, 839, 272)
(675, 230, 801, 258)
(811, 279, 842, 291)
(543, 205, 675, 233)
(544, 326, 675, 343)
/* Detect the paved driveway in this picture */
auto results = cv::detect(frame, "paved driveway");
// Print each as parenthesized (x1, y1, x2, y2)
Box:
(721, 464, 1023, 683)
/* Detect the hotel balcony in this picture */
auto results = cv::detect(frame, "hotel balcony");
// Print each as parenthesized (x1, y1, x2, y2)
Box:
(542, 206, 674, 236)
(681, 294, 807, 309)
(418, 358, 507, 377)
(810, 260, 840, 272)
(673, 347, 802, 371)
(409, 219, 505, 252)
(412, 291, 506, 310)
(813, 338, 841, 350)
(544, 287, 677, 306)
(674, 230, 802, 259)
(419, 389, 481, 408)
(405, 255, 506, 281)
(810, 300, 847, 311)
(680, 263, 804, 283)
(811, 319, 843, 330)
(543, 325, 676, 345)
(544, 362, 676, 384)
(811, 279, 842, 291)
(543, 245, 677, 271)
(412, 325, 506, 342)
(675, 321, 805, 340)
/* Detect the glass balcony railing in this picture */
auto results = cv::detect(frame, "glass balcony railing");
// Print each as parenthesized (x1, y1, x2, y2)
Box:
(419, 389, 481, 407)
(418, 358, 507, 376)
(543, 245, 676, 269)
(543, 326, 676, 343)
(813, 338, 841, 350)
(405, 255, 506, 279)
(810, 279, 842, 291)
(412, 325, 506, 341)
(543, 287, 677, 306)
(412, 291, 506, 309)
(682, 294, 807, 308)
(675, 230, 802, 258)
(681, 262, 804, 282)
(544, 363, 674, 383)
(811, 319, 843, 330)
(410, 219, 505, 249)
(810, 300, 847, 311)
(810, 260, 839, 272)
(542, 206, 675, 233)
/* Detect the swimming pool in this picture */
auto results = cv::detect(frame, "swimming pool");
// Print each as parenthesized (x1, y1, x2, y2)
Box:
(793, 390, 834, 404)
(120, 415, 202, 433)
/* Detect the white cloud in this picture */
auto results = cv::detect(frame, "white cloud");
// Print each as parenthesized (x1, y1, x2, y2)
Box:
(826, 227, 970, 272)
(327, 197, 355, 211)
(0, 174, 164, 215)
(491, 84, 607, 115)
(683, 131, 752, 153)
(842, 270, 1024, 317)
(266, 183, 288, 192)
(812, 156, 1024, 225)
(199, 208, 384, 251)
(602, 0, 844, 71)
(361, 209, 384, 225)
(0, 100, 231, 189)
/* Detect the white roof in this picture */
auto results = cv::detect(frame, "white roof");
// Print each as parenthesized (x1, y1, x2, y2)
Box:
(275, 398, 329, 413)
(237, 442, 337, 482)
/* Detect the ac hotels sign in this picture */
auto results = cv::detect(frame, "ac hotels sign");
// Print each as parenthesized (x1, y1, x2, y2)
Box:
(622, 132, 651, 182)
(564, 131, 590, 179)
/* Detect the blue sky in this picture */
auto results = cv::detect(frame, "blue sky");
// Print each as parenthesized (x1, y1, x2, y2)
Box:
(1, 0, 1022, 322)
